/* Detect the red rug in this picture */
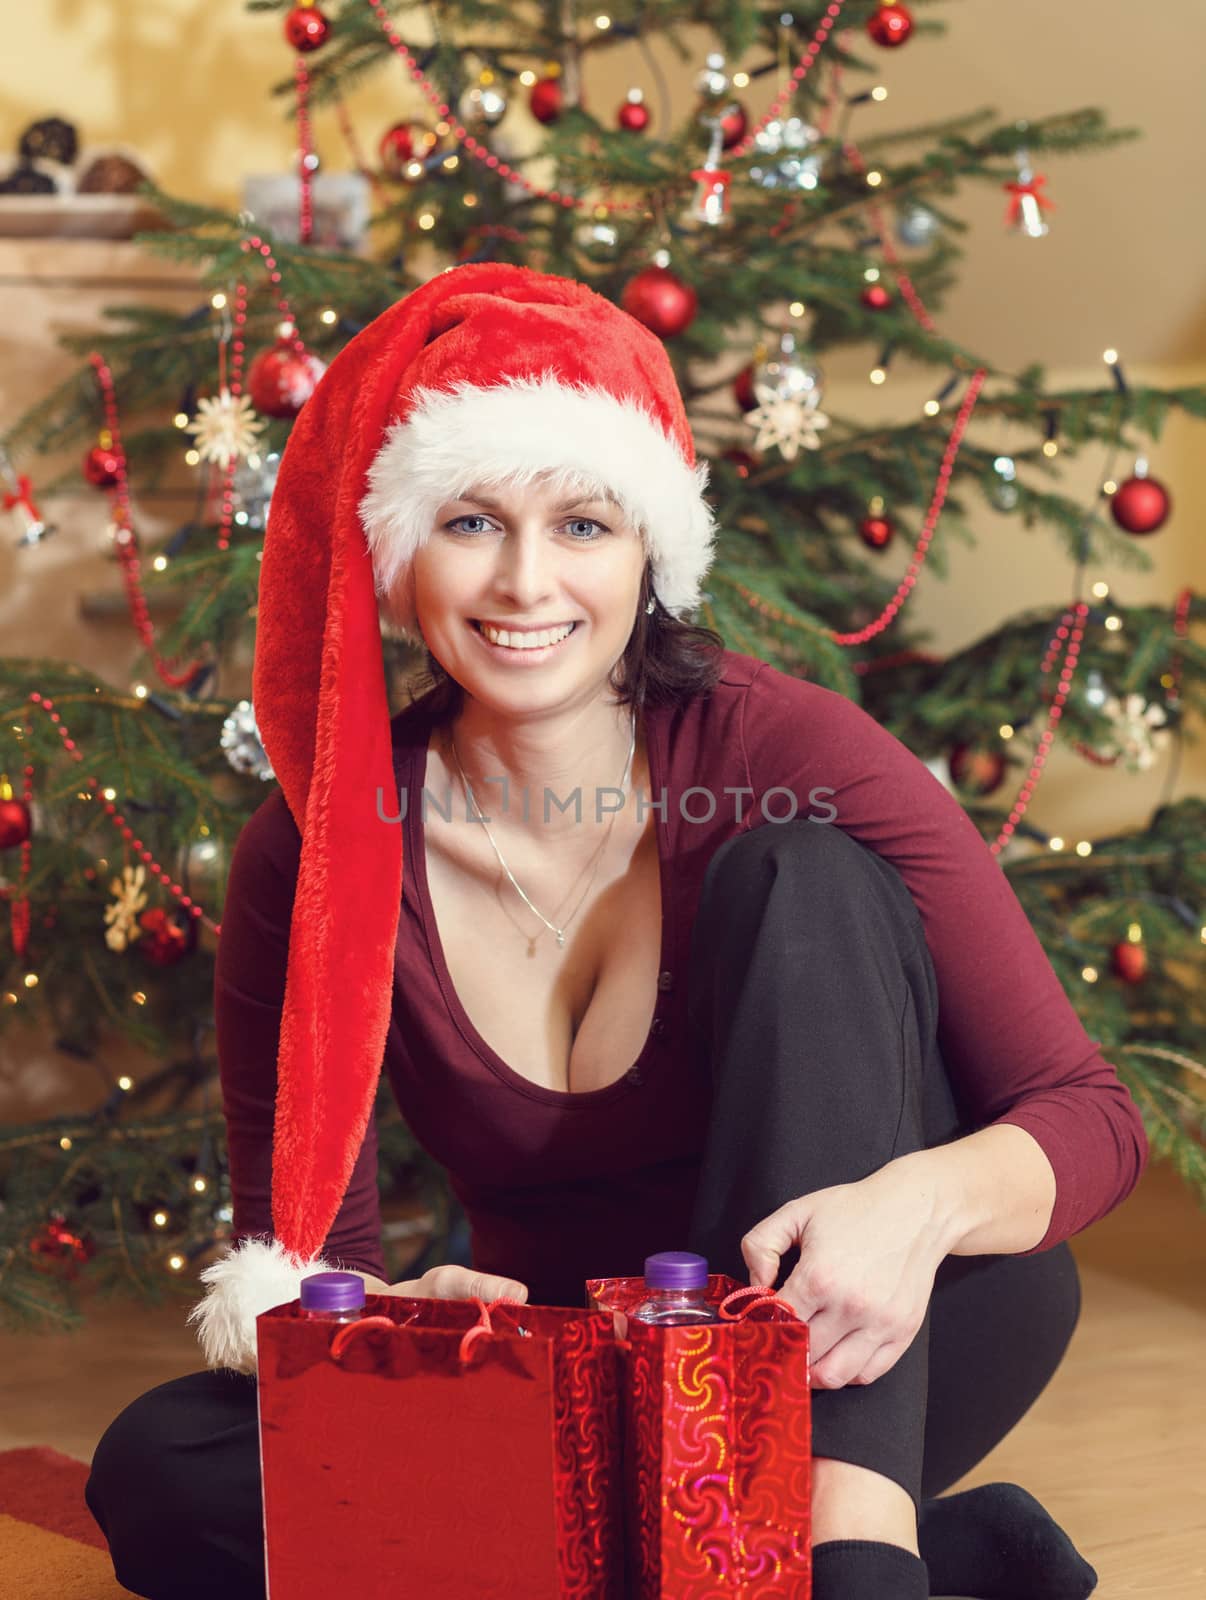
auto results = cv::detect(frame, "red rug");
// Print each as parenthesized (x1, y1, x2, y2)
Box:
(0, 1446, 132, 1597)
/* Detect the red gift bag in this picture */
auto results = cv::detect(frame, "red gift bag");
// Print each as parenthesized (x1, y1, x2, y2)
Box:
(585, 1274, 812, 1599)
(256, 1294, 625, 1599)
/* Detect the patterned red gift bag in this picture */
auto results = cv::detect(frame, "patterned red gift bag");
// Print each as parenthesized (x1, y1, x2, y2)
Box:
(585, 1273, 812, 1599)
(256, 1294, 625, 1599)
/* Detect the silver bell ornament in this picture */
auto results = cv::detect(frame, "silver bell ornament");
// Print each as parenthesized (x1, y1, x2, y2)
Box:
(749, 118, 824, 192)
(221, 700, 275, 781)
(696, 51, 730, 99)
(458, 74, 509, 128)
(987, 455, 1020, 512)
(895, 200, 939, 247)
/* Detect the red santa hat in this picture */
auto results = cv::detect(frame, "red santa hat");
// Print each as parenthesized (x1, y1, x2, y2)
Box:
(189, 262, 717, 1372)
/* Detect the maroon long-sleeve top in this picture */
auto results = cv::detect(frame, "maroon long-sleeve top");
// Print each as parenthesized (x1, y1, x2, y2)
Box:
(216, 650, 1148, 1307)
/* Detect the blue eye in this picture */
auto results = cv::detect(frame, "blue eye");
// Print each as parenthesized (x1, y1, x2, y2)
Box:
(564, 519, 608, 541)
(443, 515, 609, 540)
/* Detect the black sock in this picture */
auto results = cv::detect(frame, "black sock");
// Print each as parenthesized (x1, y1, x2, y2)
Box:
(919, 1481, 1097, 1599)
(813, 1538, 929, 1599)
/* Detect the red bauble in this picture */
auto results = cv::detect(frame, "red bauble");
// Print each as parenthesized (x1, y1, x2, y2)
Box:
(722, 448, 761, 479)
(83, 443, 121, 487)
(0, 797, 32, 848)
(867, 3, 915, 47)
(1109, 474, 1171, 536)
(622, 266, 697, 339)
(617, 92, 650, 133)
(859, 514, 895, 550)
(29, 1214, 93, 1278)
(733, 364, 758, 413)
(1110, 940, 1147, 984)
(860, 283, 894, 312)
(284, 4, 330, 53)
(247, 342, 326, 419)
(137, 906, 193, 968)
(948, 743, 1007, 796)
(529, 77, 564, 125)
(378, 121, 440, 179)
(718, 101, 748, 151)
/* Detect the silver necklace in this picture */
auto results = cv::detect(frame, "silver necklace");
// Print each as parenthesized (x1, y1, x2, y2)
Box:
(450, 709, 638, 951)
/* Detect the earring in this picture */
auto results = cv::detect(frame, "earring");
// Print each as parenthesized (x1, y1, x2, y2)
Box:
(645, 597, 656, 615)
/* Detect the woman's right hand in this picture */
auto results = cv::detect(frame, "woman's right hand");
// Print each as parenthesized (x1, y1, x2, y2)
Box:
(391, 1264, 530, 1304)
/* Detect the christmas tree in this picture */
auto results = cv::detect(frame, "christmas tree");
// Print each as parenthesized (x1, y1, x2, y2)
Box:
(1, 0, 1203, 1331)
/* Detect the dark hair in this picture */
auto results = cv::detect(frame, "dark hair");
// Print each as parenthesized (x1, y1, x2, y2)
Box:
(401, 562, 725, 723)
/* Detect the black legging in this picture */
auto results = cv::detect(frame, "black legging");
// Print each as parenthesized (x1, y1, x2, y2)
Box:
(85, 818, 1081, 1599)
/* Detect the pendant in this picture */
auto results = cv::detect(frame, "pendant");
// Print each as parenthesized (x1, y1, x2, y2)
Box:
(555, 930, 566, 948)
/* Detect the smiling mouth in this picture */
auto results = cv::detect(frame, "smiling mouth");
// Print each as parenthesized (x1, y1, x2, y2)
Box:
(470, 620, 580, 647)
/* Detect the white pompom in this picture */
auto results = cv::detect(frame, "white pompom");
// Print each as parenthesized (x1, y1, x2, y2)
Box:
(186, 1236, 336, 1376)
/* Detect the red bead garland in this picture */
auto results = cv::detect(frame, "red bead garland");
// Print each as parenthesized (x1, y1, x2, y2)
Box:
(18, 694, 220, 935)
(88, 354, 210, 690)
(295, 56, 315, 245)
(989, 602, 1090, 857)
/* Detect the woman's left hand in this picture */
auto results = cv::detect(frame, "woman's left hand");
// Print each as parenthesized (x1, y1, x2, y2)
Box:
(741, 1160, 952, 1391)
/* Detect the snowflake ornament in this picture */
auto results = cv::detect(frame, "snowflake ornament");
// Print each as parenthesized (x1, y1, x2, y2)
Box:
(746, 380, 830, 460)
(186, 388, 267, 470)
(1097, 693, 1171, 773)
(104, 862, 148, 952)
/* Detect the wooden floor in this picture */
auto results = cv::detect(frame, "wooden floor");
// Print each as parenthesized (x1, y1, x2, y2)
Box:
(2, 1160, 1203, 1597)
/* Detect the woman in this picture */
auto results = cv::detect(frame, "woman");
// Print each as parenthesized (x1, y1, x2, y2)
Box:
(85, 265, 1146, 1600)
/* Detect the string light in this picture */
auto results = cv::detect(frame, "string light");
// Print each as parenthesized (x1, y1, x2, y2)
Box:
(173, 412, 189, 429)
(1091, 581, 1110, 599)
(152, 1210, 169, 1228)
(168, 1254, 186, 1272)
(319, 307, 338, 325)
(117, 1076, 133, 1090)
(131, 992, 147, 1006)
(23, 973, 38, 988)
(59, 1135, 72, 1150)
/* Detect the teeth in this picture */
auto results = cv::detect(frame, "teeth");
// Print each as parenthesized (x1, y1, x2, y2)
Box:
(479, 622, 574, 649)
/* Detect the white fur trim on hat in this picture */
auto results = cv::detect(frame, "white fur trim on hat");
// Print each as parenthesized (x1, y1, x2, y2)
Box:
(186, 1236, 337, 1376)
(358, 373, 717, 625)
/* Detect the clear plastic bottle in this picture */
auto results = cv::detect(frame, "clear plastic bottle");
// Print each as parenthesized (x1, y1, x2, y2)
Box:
(298, 1270, 367, 1325)
(630, 1251, 719, 1325)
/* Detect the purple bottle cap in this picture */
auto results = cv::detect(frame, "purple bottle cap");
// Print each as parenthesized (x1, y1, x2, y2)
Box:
(644, 1251, 709, 1291)
(299, 1271, 366, 1312)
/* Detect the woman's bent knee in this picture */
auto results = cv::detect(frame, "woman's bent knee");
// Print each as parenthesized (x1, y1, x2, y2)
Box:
(86, 1371, 264, 1600)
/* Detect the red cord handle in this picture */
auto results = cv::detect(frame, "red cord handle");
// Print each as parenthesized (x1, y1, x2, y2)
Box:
(718, 1285, 801, 1322)
(328, 1297, 533, 1366)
